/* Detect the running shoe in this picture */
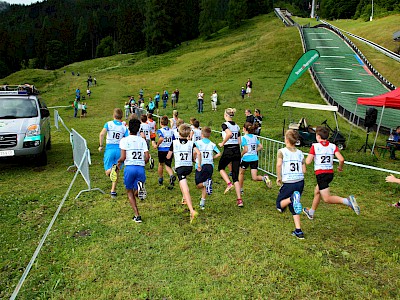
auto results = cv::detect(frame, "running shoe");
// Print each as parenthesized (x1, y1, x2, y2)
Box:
(224, 183, 234, 194)
(110, 191, 117, 199)
(205, 178, 213, 195)
(158, 177, 163, 186)
(199, 199, 205, 210)
(390, 202, 400, 208)
(133, 215, 142, 223)
(110, 164, 118, 182)
(237, 199, 243, 207)
(190, 211, 198, 224)
(348, 195, 360, 215)
(292, 191, 302, 215)
(137, 181, 147, 200)
(263, 175, 272, 189)
(303, 207, 314, 220)
(149, 157, 155, 169)
(168, 175, 176, 190)
(292, 230, 305, 239)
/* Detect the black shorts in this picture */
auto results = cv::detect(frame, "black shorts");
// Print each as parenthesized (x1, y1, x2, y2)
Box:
(195, 164, 214, 185)
(158, 151, 172, 167)
(176, 166, 193, 181)
(218, 146, 241, 170)
(316, 173, 334, 190)
(240, 160, 258, 170)
(276, 180, 304, 215)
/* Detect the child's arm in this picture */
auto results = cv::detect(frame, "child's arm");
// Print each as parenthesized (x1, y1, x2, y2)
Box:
(154, 135, 163, 149)
(241, 145, 248, 157)
(166, 150, 173, 160)
(218, 129, 232, 147)
(305, 153, 314, 165)
(144, 151, 150, 164)
(189, 131, 194, 140)
(194, 148, 201, 170)
(302, 160, 306, 174)
(98, 128, 107, 151)
(386, 174, 400, 184)
(334, 151, 344, 172)
(117, 149, 126, 169)
(257, 142, 263, 152)
(276, 154, 283, 186)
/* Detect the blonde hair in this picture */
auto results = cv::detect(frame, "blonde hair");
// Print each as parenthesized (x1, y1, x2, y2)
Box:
(113, 108, 123, 120)
(225, 108, 236, 117)
(173, 110, 178, 117)
(178, 124, 191, 138)
(285, 129, 299, 146)
(190, 117, 197, 124)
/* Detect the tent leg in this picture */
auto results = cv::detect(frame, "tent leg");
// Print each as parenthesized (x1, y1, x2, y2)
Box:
(372, 106, 385, 155)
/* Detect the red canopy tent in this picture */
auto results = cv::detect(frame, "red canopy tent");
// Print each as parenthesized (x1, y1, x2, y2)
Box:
(356, 88, 400, 153)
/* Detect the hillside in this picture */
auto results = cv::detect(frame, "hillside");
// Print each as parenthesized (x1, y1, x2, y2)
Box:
(1, 14, 399, 299)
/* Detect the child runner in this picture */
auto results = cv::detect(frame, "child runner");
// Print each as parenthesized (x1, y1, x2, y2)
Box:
(98, 108, 128, 198)
(239, 122, 272, 195)
(195, 126, 221, 209)
(80, 102, 87, 118)
(189, 117, 197, 130)
(189, 120, 202, 142)
(303, 126, 360, 220)
(386, 174, 400, 208)
(139, 114, 154, 169)
(173, 118, 184, 140)
(276, 130, 306, 239)
(154, 115, 176, 189)
(167, 123, 201, 223)
(117, 118, 149, 223)
(147, 113, 157, 168)
(170, 110, 179, 130)
(218, 108, 243, 207)
(124, 102, 130, 119)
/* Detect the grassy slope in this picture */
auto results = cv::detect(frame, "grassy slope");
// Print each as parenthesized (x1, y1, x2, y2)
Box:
(1, 14, 400, 299)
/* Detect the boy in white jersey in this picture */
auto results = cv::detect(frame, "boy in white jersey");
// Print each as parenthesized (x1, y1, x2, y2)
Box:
(194, 126, 221, 209)
(167, 124, 201, 223)
(117, 118, 149, 223)
(189, 120, 202, 142)
(139, 114, 153, 168)
(276, 130, 306, 239)
(98, 108, 128, 198)
(173, 118, 184, 140)
(239, 122, 272, 194)
(147, 113, 157, 165)
(303, 126, 360, 220)
(154, 115, 176, 189)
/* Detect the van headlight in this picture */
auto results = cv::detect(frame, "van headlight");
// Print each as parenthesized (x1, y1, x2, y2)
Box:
(26, 124, 40, 136)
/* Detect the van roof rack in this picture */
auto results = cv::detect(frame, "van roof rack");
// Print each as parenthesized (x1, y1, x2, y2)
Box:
(0, 84, 39, 95)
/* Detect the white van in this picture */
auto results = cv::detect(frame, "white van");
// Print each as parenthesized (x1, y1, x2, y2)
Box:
(0, 85, 51, 166)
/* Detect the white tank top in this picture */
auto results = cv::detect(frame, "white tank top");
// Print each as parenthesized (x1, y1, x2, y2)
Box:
(173, 139, 193, 168)
(158, 127, 174, 149)
(140, 123, 151, 140)
(106, 121, 127, 145)
(280, 147, 304, 183)
(147, 120, 156, 134)
(195, 140, 215, 166)
(192, 128, 202, 142)
(313, 142, 336, 171)
(242, 134, 258, 158)
(119, 135, 148, 166)
(222, 122, 240, 146)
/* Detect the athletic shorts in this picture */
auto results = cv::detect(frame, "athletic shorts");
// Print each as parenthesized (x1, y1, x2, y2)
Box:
(176, 166, 193, 181)
(276, 180, 304, 215)
(104, 147, 121, 170)
(246, 87, 251, 94)
(240, 160, 258, 170)
(218, 146, 241, 170)
(316, 173, 334, 190)
(158, 151, 172, 167)
(123, 165, 146, 190)
(195, 164, 214, 185)
(150, 135, 156, 141)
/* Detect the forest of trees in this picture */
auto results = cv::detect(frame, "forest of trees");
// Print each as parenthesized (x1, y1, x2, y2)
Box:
(0, 0, 398, 78)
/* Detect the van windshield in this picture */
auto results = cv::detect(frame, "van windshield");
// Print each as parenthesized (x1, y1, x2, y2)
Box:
(0, 98, 38, 119)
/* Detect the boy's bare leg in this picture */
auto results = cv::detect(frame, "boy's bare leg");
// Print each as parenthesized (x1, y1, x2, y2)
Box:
(127, 189, 139, 216)
(250, 169, 263, 181)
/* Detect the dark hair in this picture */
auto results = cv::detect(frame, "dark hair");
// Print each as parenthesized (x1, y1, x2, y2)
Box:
(140, 114, 147, 122)
(161, 115, 169, 126)
(255, 109, 261, 114)
(193, 120, 200, 128)
(316, 126, 330, 140)
(129, 118, 141, 135)
(243, 122, 258, 134)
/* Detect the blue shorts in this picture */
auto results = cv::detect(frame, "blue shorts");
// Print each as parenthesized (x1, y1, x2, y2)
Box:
(276, 180, 304, 215)
(104, 146, 121, 170)
(124, 165, 146, 190)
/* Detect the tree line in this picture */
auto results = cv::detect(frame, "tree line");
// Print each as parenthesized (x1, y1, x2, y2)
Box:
(0, 0, 398, 78)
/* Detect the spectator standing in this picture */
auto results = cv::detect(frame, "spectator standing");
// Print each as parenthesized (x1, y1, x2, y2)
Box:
(245, 109, 255, 124)
(254, 109, 263, 135)
(162, 90, 169, 109)
(246, 78, 253, 98)
(124, 102, 130, 119)
(75, 88, 81, 101)
(86, 88, 91, 97)
(175, 88, 180, 104)
(94, 77, 97, 86)
(197, 89, 204, 113)
(241, 87, 246, 99)
(147, 97, 155, 113)
(154, 92, 160, 109)
(211, 90, 218, 111)
(73, 98, 79, 118)
(171, 92, 177, 108)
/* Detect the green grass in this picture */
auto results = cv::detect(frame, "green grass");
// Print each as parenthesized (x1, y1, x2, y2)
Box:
(1, 13, 400, 299)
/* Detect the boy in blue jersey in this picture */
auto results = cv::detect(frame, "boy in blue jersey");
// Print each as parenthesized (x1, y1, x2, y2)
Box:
(194, 126, 221, 210)
(99, 108, 128, 198)
(117, 118, 149, 223)
(239, 122, 272, 194)
(154, 115, 176, 189)
(276, 130, 306, 239)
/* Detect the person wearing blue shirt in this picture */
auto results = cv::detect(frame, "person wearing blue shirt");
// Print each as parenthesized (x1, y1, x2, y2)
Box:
(389, 126, 400, 159)
(154, 92, 160, 109)
(239, 122, 272, 194)
(99, 108, 129, 198)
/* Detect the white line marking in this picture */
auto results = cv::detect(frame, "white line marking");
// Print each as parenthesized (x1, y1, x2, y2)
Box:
(312, 39, 333, 41)
(321, 56, 346, 58)
(332, 79, 362, 82)
(325, 68, 352, 70)
(341, 92, 374, 95)
(308, 33, 328, 35)
(316, 46, 339, 48)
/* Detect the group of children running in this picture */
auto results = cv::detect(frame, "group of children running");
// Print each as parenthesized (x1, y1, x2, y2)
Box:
(99, 107, 360, 238)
